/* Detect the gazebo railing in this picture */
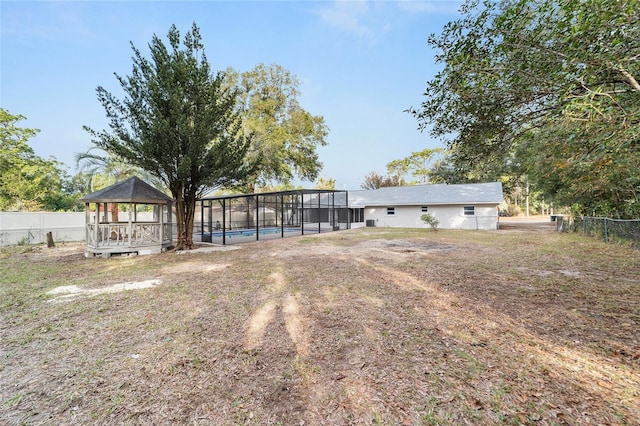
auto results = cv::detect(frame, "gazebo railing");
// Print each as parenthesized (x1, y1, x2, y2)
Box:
(162, 223, 172, 241)
(87, 222, 172, 248)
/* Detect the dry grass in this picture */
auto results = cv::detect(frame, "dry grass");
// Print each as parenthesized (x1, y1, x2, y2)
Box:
(1, 223, 639, 425)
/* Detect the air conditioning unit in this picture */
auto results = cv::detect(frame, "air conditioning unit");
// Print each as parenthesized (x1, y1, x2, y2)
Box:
(366, 219, 375, 227)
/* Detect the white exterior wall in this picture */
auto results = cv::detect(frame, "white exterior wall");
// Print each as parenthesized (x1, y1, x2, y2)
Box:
(0, 212, 86, 246)
(363, 204, 498, 230)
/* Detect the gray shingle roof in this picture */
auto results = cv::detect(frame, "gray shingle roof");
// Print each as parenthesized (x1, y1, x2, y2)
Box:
(348, 182, 503, 207)
(78, 176, 173, 204)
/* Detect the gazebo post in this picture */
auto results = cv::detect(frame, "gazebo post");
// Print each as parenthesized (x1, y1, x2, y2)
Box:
(160, 203, 165, 243)
(96, 203, 102, 244)
(128, 202, 134, 246)
(85, 203, 90, 246)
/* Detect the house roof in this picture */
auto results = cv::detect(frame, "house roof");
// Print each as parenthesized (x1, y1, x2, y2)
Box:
(199, 188, 347, 201)
(78, 176, 174, 204)
(348, 182, 503, 208)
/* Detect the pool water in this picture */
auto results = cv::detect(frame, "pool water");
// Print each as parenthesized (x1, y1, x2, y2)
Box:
(208, 227, 301, 238)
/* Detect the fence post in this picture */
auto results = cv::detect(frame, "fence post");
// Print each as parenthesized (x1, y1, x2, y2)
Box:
(40, 211, 45, 244)
(563, 216, 638, 246)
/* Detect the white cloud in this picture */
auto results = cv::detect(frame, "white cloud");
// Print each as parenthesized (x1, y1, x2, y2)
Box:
(317, 0, 375, 39)
(397, 0, 463, 14)
(314, 0, 459, 42)
(1, 2, 94, 41)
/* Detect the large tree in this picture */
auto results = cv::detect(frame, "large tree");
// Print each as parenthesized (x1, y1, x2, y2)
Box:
(0, 109, 64, 211)
(313, 176, 336, 190)
(225, 64, 329, 193)
(75, 148, 164, 193)
(411, 0, 640, 217)
(75, 148, 167, 221)
(386, 148, 445, 185)
(385, 158, 409, 186)
(85, 23, 253, 249)
(360, 171, 401, 190)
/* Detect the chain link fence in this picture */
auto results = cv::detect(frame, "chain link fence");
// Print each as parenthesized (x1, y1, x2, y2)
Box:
(556, 216, 640, 247)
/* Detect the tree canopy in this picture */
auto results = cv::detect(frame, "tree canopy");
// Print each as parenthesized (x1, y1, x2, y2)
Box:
(75, 148, 165, 193)
(361, 148, 445, 190)
(387, 148, 445, 185)
(313, 176, 336, 190)
(360, 171, 401, 190)
(85, 23, 253, 249)
(411, 0, 640, 217)
(0, 109, 73, 211)
(224, 64, 329, 193)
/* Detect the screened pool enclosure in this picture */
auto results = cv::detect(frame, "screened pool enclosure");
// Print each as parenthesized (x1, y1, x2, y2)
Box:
(195, 189, 349, 245)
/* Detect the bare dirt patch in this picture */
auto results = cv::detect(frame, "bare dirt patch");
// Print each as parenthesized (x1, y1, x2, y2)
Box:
(46, 279, 162, 302)
(1, 228, 638, 425)
(498, 215, 558, 233)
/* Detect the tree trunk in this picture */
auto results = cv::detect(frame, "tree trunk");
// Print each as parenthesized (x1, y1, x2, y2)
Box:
(110, 203, 119, 222)
(171, 184, 196, 250)
(172, 186, 187, 250)
(46, 232, 55, 248)
(525, 181, 530, 217)
(184, 196, 196, 249)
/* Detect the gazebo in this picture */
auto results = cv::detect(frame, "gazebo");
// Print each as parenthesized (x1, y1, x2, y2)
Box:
(79, 176, 174, 258)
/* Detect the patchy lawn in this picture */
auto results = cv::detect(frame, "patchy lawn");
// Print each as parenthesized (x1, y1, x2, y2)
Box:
(1, 224, 638, 425)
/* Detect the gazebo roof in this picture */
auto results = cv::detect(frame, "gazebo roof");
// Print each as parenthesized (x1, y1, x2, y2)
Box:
(79, 176, 173, 204)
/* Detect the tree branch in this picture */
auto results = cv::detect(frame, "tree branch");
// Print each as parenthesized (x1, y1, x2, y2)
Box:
(617, 67, 640, 94)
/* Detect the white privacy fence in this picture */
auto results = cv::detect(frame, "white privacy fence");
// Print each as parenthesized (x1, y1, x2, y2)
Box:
(0, 212, 86, 246)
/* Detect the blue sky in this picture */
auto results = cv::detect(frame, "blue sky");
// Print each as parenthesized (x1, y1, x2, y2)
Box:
(1, 0, 462, 190)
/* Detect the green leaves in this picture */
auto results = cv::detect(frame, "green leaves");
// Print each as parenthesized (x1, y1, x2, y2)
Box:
(0, 109, 69, 211)
(86, 23, 254, 248)
(225, 63, 329, 192)
(412, 0, 640, 217)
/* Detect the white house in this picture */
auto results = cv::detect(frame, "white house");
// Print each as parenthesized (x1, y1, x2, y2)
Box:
(348, 182, 504, 230)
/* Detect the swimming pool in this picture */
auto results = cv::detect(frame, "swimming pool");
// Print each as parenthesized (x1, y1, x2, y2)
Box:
(206, 227, 302, 238)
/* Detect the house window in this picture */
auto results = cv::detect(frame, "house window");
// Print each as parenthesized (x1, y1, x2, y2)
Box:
(421, 206, 429, 213)
(464, 206, 475, 216)
(351, 208, 364, 223)
(387, 207, 395, 215)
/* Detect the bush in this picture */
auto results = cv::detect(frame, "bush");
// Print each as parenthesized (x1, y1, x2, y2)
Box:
(421, 213, 439, 231)
(506, 204, 522, 217)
